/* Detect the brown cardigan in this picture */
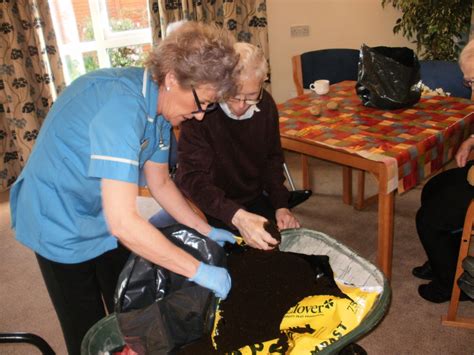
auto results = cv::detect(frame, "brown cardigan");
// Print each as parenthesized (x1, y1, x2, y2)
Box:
(174, 90, 290, 228)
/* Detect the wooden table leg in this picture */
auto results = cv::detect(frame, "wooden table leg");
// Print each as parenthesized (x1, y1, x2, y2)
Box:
(342, 166, 352, 205)
(378, 190, 395, 280)
(354, 170, 366, 210)
(301, 154, 310, 189)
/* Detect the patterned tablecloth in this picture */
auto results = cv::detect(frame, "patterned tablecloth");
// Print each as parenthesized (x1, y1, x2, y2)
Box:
(278, 81, 474, 193)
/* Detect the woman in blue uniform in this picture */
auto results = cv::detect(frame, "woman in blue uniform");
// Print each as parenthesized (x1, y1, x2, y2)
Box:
(9, 22, 238, 354)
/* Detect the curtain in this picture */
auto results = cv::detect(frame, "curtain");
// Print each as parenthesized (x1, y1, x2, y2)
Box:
(148, 0, 269, 76)
(0, 0, 65, 191)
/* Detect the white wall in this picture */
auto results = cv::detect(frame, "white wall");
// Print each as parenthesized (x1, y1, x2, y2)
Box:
(267, 0, 416, 102)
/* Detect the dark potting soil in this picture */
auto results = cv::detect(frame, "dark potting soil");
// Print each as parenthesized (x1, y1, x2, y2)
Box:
(176, 248, 346, 354)
(263, 221, 281, 246)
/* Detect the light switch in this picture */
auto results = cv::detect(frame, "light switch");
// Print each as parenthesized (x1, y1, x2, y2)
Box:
(290, 25, 310, 37)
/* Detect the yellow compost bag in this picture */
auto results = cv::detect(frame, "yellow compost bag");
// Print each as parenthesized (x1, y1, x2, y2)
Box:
(212, 282, 379, 354)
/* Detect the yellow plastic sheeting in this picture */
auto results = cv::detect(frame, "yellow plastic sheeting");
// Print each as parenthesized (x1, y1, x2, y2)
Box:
(213, 283, 379, 354)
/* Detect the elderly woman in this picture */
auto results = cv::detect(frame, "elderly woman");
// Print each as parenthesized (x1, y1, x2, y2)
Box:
(151, 42, 300, 249)
(413, 39, 474, 303)
(10, 22, 238, 354)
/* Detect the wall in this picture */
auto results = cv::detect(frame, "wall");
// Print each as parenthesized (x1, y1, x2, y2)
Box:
(267, 0, 416, 102)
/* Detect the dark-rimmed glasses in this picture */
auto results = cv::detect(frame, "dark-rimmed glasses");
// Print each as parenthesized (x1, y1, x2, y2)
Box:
(228, 86, 263, 105)
(191, 86, 218, 114)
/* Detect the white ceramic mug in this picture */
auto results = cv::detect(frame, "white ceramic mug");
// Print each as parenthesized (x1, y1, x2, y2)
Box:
(309, 79, 330, 95)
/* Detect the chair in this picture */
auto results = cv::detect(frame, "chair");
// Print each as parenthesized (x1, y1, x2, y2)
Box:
(419, 60, 471, 99)
(0, 333, 55, 354)
(292, 48, 360, 96)
(291, 48, 363, 206)
(283, 163, 312, 208)
(441, 199, 474, 329)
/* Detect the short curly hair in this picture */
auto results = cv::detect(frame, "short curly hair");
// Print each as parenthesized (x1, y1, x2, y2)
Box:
(145, 21, 239, 99)
(234, 42, 268, 83)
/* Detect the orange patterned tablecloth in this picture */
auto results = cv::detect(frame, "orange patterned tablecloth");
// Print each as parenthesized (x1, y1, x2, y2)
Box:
(278, 81, 474, 193)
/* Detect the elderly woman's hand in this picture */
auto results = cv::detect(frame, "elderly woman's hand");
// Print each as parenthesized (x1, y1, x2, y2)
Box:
(275, 208, 300, 230)
(455, 136, 474, 167)
(231, 209, 278, 250)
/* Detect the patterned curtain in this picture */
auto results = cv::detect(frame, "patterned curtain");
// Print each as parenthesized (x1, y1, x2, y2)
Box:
(0, 0, 65, 191)
(148, 0, 269, 76)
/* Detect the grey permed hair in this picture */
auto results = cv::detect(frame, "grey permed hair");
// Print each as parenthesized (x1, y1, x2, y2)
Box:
(145, 21, 239, 99)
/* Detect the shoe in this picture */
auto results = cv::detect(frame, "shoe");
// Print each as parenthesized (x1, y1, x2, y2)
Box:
(412, 261, 434, 280)
(458, 272, 474, 299)
(462, 256, 474, 277)
(418, 281, 471, 303)
(287, 189, 312, 209)
(338, 343, 367, 355)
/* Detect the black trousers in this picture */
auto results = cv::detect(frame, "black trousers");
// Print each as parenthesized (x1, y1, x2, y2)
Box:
(35, 244, 130, 355)
(206, 194, 276, 233)
(416, 161, 474, 290)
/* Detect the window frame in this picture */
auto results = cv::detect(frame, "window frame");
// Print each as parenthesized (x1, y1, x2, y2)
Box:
(49, 0, 152, 84)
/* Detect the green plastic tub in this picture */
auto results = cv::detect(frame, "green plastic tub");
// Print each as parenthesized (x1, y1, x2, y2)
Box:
(81, 228, 391, 354)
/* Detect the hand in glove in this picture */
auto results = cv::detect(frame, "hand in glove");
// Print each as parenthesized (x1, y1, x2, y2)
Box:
(208, 227, 236, 246)
(189, 262, 231, 299)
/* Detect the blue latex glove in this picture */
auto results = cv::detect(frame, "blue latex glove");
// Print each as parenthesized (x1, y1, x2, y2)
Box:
(189, 262, 231, 299)
(208, 227, 236, 246)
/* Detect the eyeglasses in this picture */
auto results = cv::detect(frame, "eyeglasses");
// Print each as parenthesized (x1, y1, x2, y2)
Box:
(228, 87, 263, 105)
(191, 86, 218, 114)
(463, 78, 474, 88)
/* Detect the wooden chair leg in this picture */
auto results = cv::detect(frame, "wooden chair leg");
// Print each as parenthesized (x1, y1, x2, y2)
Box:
(441, 199, 474, 329)
(301, 154, 310, 189)
(353, 170, 378, 210)
(138, 186, 152, 197)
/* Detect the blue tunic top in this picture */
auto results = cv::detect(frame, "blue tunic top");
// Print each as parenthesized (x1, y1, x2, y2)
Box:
(10, 67, 171, 263)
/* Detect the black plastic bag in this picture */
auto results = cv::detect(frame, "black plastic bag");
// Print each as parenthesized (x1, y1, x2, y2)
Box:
(114, 224, 226, 354)
(356, 44, 421, 110)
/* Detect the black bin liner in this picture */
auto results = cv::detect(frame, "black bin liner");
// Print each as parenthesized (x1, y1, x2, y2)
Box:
(114, 224, 226, 354)
(356, 44, 421, 110)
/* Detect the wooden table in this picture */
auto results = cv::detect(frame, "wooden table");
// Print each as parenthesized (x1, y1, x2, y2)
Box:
(278, 81, 474, 279)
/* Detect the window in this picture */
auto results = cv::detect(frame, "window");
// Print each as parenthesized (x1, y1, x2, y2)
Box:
(48, 0, 152, 84)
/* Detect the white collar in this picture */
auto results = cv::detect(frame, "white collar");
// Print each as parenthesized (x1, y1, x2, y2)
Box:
(219, 102, 260, 120)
